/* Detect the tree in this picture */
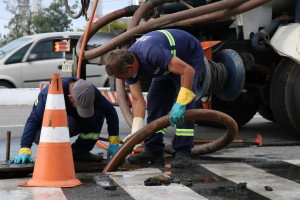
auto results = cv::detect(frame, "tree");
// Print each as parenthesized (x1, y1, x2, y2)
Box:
(2, 0, 75, 44)
(3, 0, 33, 43)
(32, 0, 74, 33)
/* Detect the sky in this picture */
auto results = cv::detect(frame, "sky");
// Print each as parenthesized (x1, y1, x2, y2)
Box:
(0, 0, 134, 36)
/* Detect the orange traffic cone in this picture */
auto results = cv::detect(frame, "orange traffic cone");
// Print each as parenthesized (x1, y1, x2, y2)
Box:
(19, 74, 82, 187)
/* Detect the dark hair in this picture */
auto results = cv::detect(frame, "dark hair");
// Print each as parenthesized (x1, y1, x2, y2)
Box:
(105, 49, 134, 76)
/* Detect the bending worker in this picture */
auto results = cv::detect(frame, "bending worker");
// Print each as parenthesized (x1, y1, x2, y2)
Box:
(10, 78, 120, 164)
(105, 29, 204, 168)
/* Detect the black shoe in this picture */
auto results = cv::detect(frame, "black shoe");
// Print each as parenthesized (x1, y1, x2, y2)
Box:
(127, 150, 164, 165)
(171, 152, 191, 168)
(73, 152, 103, 162)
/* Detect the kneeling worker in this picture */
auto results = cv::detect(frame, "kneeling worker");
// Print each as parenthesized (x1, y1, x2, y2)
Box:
(10, 78, 120, 164)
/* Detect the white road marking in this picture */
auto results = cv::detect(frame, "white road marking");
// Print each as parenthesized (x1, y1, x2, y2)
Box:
(284, 159, 300, 166)
(0, 178, 66, 200)
(108, 168, 207, 200)
(201, 163, 300, 200)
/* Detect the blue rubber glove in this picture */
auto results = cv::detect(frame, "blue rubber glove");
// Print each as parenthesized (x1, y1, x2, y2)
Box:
(10, 153, 34, 164)
(169, 103, 186, 127)
(107, 144, 120, 161)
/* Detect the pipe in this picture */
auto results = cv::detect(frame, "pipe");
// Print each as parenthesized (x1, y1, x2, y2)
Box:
(75, 5, 139, 57)
(80, 0, 248, 60)
(165, 0, 272, 27)
(76, 0, 98, 78)
(6, 131, 11, 161)
(103, 109, 238, 172)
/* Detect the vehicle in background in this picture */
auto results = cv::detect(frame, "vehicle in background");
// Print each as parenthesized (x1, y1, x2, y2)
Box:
(65, 0, 300, 138)
(0, 32, 109, 88)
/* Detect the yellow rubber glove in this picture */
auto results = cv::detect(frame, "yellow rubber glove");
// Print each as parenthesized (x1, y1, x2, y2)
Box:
(170, 87, 196, 127)
(176, 87, 196, 105)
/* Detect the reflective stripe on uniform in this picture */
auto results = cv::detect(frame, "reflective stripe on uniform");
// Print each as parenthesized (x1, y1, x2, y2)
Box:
(34, 97, 38, 106)
(175, 129, 194, 136)
(157, 30, 177, 75)
(79, 132, 100, 140)
(158, 30, 176, 47)
(155, 128, 167, 135)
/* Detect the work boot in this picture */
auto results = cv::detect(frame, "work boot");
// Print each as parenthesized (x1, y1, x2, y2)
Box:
(126, 150, 164, 165)
(73, 152, 103, 162)
(171, 152, 191, 168)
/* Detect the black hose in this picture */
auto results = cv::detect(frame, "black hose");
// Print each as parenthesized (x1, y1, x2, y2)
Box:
(64, 0, 90, 19)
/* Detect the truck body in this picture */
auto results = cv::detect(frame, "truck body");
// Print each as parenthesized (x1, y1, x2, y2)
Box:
(64, 0, 300, 138)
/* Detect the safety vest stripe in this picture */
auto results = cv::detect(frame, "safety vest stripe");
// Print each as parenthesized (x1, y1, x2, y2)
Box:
(79, 132, 100, 140)
(158, 30, 176, 46)
(158, 30, 176, 76)
(34, 97, 38, 106)
(175, 129, 194, 136)
(156, 128, 167, 135)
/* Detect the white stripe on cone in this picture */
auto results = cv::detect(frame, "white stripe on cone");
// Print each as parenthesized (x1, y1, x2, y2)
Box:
(40, 127, 70, 143)
(45, 94, 66, 110)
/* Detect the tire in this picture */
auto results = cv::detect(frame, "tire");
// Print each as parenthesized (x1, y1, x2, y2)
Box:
(270, 58, 300, 138)
(258, 103, 275, 122)
(0, 81, 14, 88)
(196, 93, 260, 127)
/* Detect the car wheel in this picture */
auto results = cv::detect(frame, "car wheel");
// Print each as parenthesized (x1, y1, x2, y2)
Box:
(0, 81, 14, 88)
(270, 58, 300, 138)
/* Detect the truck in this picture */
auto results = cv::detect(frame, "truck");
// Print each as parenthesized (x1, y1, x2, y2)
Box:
(62, 0, 300, 138)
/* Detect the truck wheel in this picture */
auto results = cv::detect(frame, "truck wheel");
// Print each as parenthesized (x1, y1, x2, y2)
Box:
(196, 94, 260, 127)
(258, 103, 275, 122)
(270, 58, 300, 138)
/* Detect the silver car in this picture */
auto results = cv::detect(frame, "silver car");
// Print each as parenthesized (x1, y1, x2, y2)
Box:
(0, 32, 109, 88)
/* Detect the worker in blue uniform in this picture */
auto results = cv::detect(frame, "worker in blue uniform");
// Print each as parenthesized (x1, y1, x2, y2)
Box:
(105, 29, 204, 168)
(10, 78, 120, 164)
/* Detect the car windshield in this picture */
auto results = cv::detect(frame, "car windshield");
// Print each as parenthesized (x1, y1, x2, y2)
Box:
(0, 37, 32, 59)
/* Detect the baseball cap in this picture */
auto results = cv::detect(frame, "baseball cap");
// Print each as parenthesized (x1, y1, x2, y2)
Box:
(71, 79, 95, 118)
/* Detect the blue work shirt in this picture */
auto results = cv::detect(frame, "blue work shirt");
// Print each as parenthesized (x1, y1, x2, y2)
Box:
(126, 29, 203, 85)
(20, 77, 119, 148)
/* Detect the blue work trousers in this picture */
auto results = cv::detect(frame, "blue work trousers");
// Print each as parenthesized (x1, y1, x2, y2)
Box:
(145, 58, 202, 156)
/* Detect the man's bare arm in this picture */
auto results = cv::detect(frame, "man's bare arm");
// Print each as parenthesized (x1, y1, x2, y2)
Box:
(168, 56, 195, 89)
(129, 81, 146, 118)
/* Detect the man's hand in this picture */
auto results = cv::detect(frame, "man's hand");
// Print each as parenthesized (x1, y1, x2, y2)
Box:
(107, 144, 119, 161)
(169, 87, 195, 127)
(10, 148, 34, 164)
(169, 103, 186, 127)
(123, 117, 144, 142)
(107, 136, 120, 161)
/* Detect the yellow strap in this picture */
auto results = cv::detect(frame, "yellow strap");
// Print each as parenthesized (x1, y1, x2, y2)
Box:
(109, 136, 120, 145)
(19, 147, 32, 155)
(176, 87, 196, 105)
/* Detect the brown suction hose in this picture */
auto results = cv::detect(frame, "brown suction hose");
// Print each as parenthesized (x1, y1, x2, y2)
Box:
(103, 109, 238, 172)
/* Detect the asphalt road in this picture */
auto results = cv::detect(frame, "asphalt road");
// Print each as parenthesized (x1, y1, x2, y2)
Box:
(0, 105, 300, 200)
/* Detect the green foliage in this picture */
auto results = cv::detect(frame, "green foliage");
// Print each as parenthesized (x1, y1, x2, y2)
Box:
(32, 0, 73, 33)
(1, 0, 74, 45)
(99, 20, 128, 32)
(1, 0, 32, 44)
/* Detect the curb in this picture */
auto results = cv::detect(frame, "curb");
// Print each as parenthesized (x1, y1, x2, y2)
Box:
(0, 89, 40, 106)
